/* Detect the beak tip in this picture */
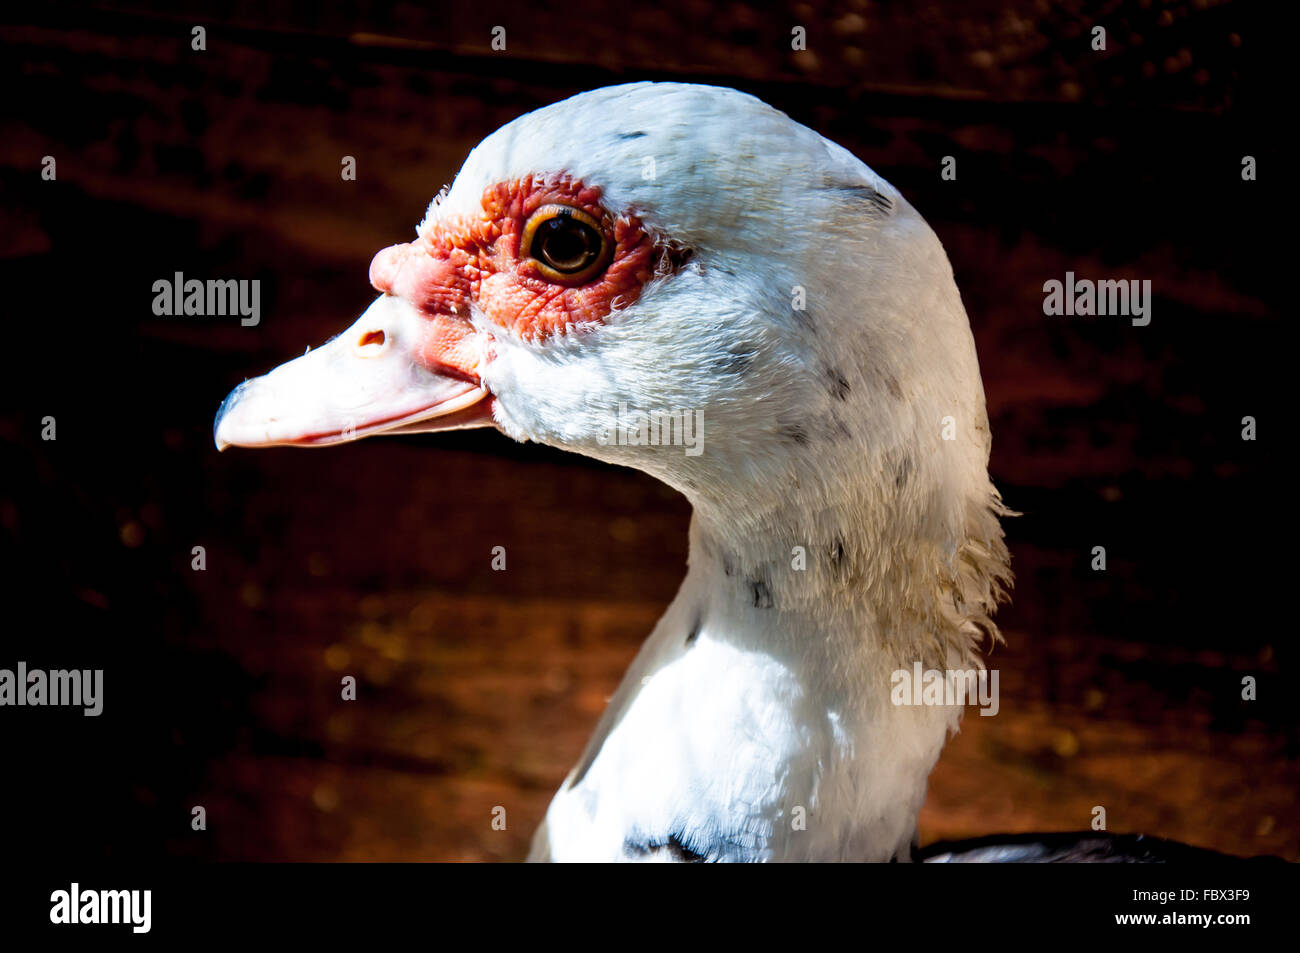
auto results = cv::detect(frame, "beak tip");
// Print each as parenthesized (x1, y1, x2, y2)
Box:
(214, 382, 246, 452)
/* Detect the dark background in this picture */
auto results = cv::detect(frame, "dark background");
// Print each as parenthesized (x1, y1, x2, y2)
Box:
(0, 1, 1292, 861)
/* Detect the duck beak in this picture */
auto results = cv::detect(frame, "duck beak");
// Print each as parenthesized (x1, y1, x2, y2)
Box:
(213, 295, 492, 450)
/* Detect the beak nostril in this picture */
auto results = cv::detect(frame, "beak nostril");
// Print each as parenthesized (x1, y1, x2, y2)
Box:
(358, 330, 386, 348)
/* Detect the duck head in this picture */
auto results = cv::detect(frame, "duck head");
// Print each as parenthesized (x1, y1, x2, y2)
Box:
(216, 80, 1007, 640)
(215, 82, 1015, 861)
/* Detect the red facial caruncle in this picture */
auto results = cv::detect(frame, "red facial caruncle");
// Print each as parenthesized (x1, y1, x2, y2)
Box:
(368, 175, 657, 384)
(214, 173, 666, 451)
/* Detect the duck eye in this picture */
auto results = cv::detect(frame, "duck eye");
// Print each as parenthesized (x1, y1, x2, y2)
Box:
(522, 205, 612, 284)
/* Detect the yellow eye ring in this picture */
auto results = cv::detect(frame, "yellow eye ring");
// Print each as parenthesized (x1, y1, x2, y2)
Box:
(521, 204, 613, 285)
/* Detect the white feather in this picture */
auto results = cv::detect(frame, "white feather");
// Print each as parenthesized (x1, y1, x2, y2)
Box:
(432, 84, 1010, 861)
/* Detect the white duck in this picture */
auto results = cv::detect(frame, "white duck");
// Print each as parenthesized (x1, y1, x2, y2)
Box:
(215, 82, 1013, 862)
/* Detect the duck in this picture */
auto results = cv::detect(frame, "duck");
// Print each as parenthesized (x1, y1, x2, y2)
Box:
(211, 82, 1199, 862)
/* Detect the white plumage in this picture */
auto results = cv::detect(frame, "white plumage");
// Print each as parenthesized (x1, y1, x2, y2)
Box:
(216, 82, 1011, 862)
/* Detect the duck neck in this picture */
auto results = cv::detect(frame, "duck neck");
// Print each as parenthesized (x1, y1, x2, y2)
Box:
(542, 471, 1007, 861)
(682, 483, 967, 664)
(658, 485, 1000, 859)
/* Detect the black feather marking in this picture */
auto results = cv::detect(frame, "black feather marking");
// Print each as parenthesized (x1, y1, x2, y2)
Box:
(827, 413, 852, 441)
(625, 833, 708, 862)
(749, 577, 773, 609)
(617, 131, 648, 140)
(711, 340, 758, 376)
(685, 612, 703, 647)
(779, 423, 810, 446)
(915, 831, 1265, 863)
(830, 536, 846, 574)
(828, 183, 893, 215)
(654, 242, 694, 276)
(895, 455, 913, 488)
(827, 368, 851, 401)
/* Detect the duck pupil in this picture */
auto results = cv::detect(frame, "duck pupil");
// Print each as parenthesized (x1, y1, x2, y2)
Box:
(540, 218, 595, 272)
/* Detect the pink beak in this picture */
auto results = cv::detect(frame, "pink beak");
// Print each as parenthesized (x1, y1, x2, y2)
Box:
(214, 294, 492, 450)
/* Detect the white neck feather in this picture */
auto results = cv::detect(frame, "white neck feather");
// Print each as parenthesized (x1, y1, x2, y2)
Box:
(532, 438, 1009, 861)
(490, 83, 1013, 862)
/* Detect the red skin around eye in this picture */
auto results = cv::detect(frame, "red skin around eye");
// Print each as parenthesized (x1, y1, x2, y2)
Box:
(367, 175, 657, 382)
